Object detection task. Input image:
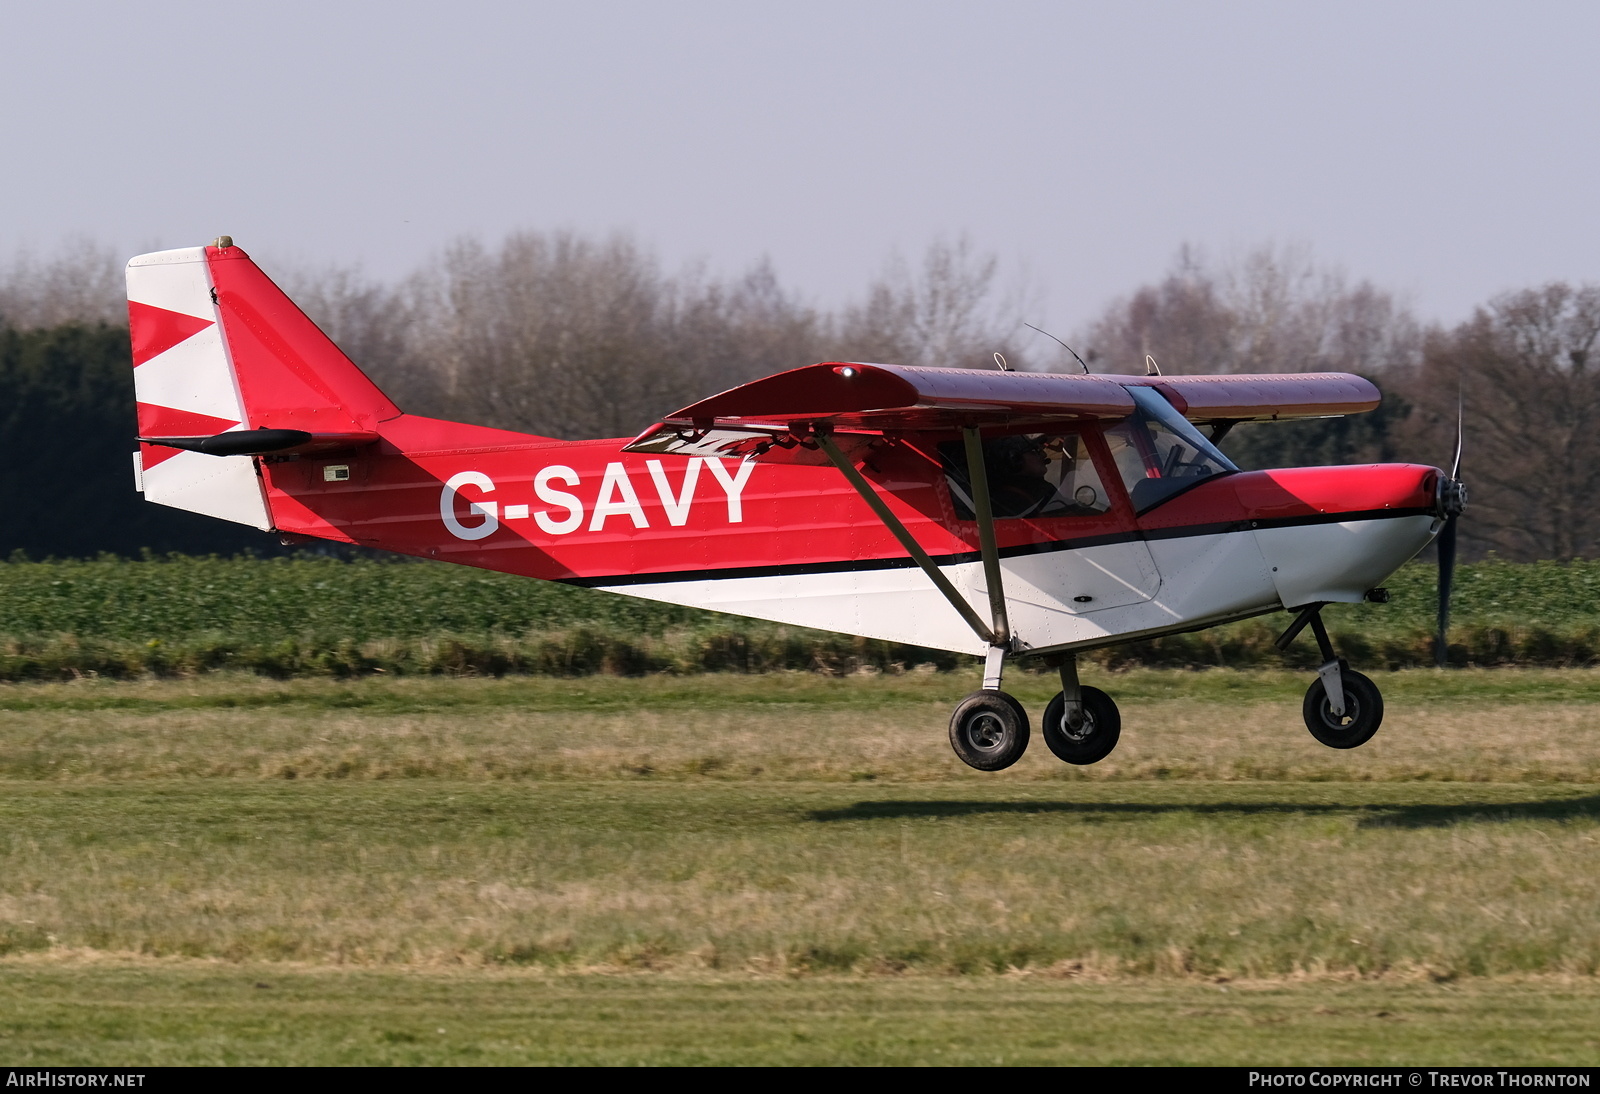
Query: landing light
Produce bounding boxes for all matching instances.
[834,366,857,378]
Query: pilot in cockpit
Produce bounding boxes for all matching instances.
[989,435,1059,518]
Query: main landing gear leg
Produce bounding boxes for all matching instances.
[1276,604,1384,749]
[816,426,1032,772]
[946,427,1033,771]
[1040,653,1122,765]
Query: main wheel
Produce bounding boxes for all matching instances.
[1302,669,1383,749]
[1041,686,1121,765]
[948,690,1029,771]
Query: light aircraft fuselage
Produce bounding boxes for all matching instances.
[126,240,1463,770]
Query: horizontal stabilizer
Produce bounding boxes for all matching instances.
[139,428,380,457]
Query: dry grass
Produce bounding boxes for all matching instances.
[0,670,1597,783]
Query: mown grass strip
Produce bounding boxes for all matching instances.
[2,780,1596,977]
[2,968,1597,1065]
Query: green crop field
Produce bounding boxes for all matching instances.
[4,554,1600,679]
[1,670,1598,1063]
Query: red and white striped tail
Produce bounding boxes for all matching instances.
[126,245,272,529]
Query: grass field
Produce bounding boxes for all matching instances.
[1,669,1599,1063]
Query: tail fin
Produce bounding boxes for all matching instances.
[127,240,401,530]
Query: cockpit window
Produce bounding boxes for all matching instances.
[1105,387,1238,512]
[941,433,1111,520]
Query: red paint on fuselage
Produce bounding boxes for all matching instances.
[258,417,1442,585]
[1139,465,1439,530]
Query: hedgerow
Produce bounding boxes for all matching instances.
[1,554,1596,678]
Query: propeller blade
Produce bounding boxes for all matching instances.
[1435,512,1458,668]
[1450,389,1464,480]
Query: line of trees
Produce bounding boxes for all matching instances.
[1,234,1594,561]
[1080,244,1600,562]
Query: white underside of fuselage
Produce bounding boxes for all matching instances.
[594,514,1439,657]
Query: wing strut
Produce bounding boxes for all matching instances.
[961,426,1011,648]
[816,431,1011,660]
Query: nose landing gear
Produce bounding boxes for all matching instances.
[1276,603,1384,748]
[1303,668,1384,748]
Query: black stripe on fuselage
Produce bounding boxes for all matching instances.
[562,506,1436,589]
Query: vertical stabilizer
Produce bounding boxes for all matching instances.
[204,242,401,432]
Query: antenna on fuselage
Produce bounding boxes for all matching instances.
[1024,323,1090,375]
[993,352,1012,372]
[1145,354,1162,376]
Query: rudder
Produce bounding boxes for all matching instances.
[127,245,272,529]
[127,239,404,531]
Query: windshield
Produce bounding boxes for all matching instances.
[1104,387,1238,512]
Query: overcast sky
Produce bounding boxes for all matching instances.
[4,1,1597,336]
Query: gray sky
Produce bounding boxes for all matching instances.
[4,1,1598,335]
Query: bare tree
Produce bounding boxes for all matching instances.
[0,240,125,329]
[400,231,827,438]
[1080,243,1423,378]
[281,265,440,413]
[836,236,1033,370]
[1410,283,1600,560]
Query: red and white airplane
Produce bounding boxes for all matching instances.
[126,239,1466,770]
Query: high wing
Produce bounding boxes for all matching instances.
[1122,372,1381,425]
[623,362,1380,461]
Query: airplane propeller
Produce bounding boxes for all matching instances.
[1434,398,1468,668]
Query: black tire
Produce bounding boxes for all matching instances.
[948,690,1030,771]
[1302,668,1383,749]
[1041,686,1122,765]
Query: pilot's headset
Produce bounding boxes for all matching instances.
[988,435,1044,477]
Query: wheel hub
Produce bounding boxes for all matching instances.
[967,713,1007,750]
[1320,694,1360,730]
[1057,710,1095,742]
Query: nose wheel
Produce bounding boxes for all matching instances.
[1303,669,1383,748]
[1277,604,1385,749]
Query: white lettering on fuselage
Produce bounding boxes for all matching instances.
[704,458,755,523]
[440,458,754,541]
[532,466,583,534]
[646,458,701,527]
[590,462,649,531]
[440,471,498,541]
